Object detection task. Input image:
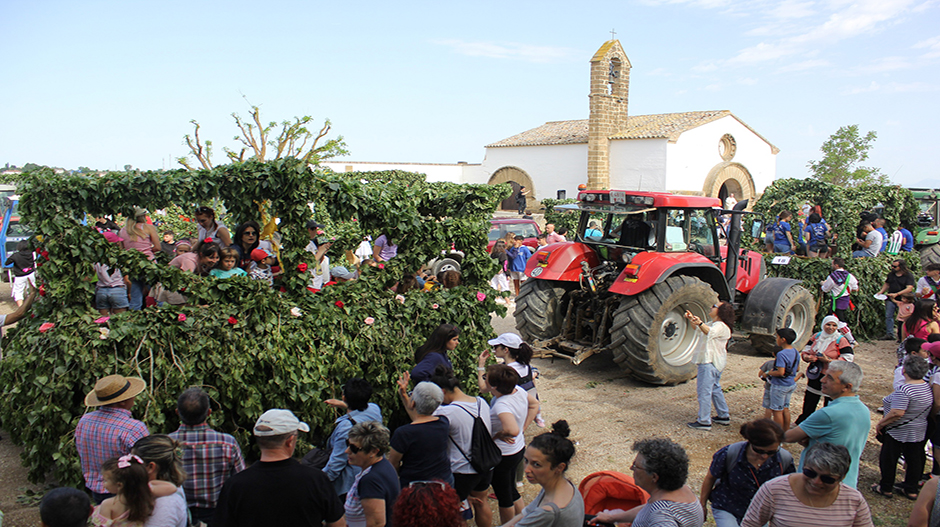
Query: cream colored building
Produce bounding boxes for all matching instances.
[482,40,779,211]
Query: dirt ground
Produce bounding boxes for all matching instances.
[0,290,918,526]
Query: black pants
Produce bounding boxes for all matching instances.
[491,449,524,508]
[833,308,848,323]
[795,378,829,425]
[879,433,927,494]
[190,507,215,526]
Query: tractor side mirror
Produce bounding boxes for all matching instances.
[751,219,764,239]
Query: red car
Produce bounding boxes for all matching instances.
[487,218,541,252]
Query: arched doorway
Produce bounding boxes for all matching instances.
[702,163,755,205]
[488,166,535,211]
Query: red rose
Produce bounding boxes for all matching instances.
[39,284,46,296]
[279,286,287,293]
[297,263,308,273]
[335,301,345,308]
[228,316,237,325]
[204,238,213,244]
[41,250,49,260]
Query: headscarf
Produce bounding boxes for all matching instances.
[812,315,842,352]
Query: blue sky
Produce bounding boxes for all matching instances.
[2,0,938,186]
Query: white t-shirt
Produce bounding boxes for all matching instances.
[865,230,883,256]
[144,487,187,527]
[305,240,330,290]
[694,322,731,371]
[917,276,939,299]
[433,397,493,474]
[490,388,528,456]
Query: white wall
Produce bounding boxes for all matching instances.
[319,161,478,183]
[608,138,668,191]
[664,115,777,194]
[479,143,588,200]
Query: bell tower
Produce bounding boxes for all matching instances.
[587,40,631,190]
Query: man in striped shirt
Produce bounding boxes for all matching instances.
[169,387,245,526]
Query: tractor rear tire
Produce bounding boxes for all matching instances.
[610,275,718,385]
[745,281,816,355]
[514,279,572,342]
[920,244,940,267]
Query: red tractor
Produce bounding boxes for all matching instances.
[514,190,815,385]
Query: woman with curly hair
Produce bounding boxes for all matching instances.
[393,481,464,527]
[685,302,735,430]
[344,421,400,527]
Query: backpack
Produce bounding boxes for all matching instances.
[301,415,356,470]
[722,441,793,480]
[448,399,502,473]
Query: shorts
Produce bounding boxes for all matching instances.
[763,383,796,411]
[773,243,792,254]
[809,243,828,253]
[11,273,35,301]
[509,271,526,281]
[96,286,129,310]
[453,470,493,501]
[491,449,525,508]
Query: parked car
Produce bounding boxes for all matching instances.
[487,218,541,252]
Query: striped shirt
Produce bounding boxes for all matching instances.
[883,382,934,443]
[741,475,872,527]
[169,423,245,510]
[632,499,704,527]
[74,407,149,493]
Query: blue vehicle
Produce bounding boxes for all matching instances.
[0,196,32,282]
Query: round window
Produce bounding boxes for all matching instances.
[719,134,736,161]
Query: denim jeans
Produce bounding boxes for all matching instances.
[128,278,146,311]
[712,508,741,527]
[697,363,730,425]
[852,250,872,258]
[885,299,897,338]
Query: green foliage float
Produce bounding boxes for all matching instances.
[541,198,579,233]
[0,158,511,486]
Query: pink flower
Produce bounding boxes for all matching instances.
[432,303,439,309]
[352,218,358,222]
[94,316,110,324]
[378,263,385,269]
[98,327,110,340]
[364,317,375,325]
[476,292,486,302]
[297,263,308,273]
[178,313,187,322]
[395,294,405,304]
[291,307,303,317]
[39,322,55,333]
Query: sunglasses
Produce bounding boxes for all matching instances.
[802,467,838,484]
[750,444,779,456]
[345,440,362,454]
[409,480,447,490]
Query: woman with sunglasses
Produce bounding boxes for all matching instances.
[699,419,794,527]
[344,421,401,527]
[194,206,232,247]
[741,442,871,527]
[232,221,272,271]
[684,302,735,430]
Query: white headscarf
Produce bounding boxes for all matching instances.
[812,315,842,352]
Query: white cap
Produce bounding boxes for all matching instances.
[254,409,310,436]
[487,333,524,349]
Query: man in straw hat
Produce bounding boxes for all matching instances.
[214,409,345,527]
[75,374,148,503]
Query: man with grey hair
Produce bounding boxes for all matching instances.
[169,387,245,525]
[214,409,345,527]
[389,378,453,487]
[784,361,871,488]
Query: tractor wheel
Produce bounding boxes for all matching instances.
[515,279,572,341]
[745,280,816,355]
[920,244,940,267]
[610,275,718,385]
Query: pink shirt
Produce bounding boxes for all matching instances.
[119,227,156,260]
[546,232,566,244]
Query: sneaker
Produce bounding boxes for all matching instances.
[687,421,711,431]
[535,417,546,428]
[713,416,731,426]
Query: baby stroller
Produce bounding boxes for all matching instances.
[579,471,649,526]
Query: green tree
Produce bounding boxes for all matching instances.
[178,101,349,170]
[807,125,887,187]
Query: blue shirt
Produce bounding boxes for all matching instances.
[797,395,871,488]
[324,403,383,496]
[410,352,453,384]
[708,442,794,522]
[876,227,889,252]
[773,221,791,245]
[804,221,827,246]
[506,245,532,272]
[900,228,914,252]
[584,228,603,238]
[769,347,798,386]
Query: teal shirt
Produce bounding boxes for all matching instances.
[797,395,871,488]
[210,267,247,279]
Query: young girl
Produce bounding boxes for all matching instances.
[5,240,35,307]
[486,333,545,427]
[895,292,917,343]
[93,454,177,526]
[210,247,247,279]
[489,240,510,297]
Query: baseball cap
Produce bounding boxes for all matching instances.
[253,409,310,436]
[306,220,326,230]
[924,341,940,360]
[251,248,273,262]
[487,333,524,349]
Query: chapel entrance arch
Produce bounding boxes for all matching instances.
[703,163,755,205]
[488,166,535,211]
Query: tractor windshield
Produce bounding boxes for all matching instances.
[663,209,716,255]
[575,206,657,251]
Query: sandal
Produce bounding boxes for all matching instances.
[894,484,919,500]
[870,484,893,498]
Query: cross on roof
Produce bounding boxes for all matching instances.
[610,29,616,40]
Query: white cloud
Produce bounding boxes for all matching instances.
[737,77,759,85]
[914,35,940,58]
[842,81,881,94]
[431,40,577,63]
[776,59,830,72]
[770,0,817,19]
[692,61,719,72]
[842,80,938,94]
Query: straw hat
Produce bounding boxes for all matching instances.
[84,374,146,407]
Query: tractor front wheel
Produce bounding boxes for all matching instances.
[515,279,573,342]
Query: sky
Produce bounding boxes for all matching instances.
[2,0,938,187]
